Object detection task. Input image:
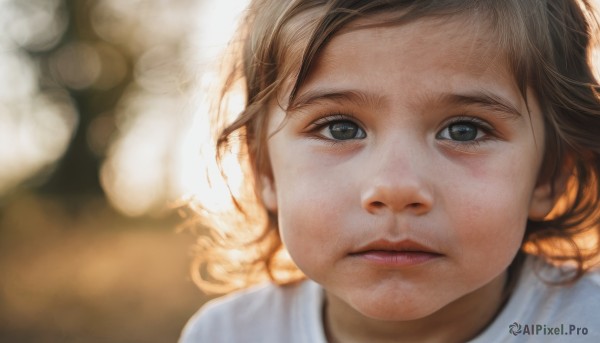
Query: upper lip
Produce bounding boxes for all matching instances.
[352,239,442,255]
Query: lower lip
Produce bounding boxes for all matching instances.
[354,251,441,267]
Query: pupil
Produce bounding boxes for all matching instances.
[449,123,477,141]
[329,122,358,140]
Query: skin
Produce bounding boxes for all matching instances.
[261,15,556,343]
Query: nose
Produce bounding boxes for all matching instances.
[360,144,434,216]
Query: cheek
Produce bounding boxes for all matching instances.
[277,193,340,276]
[448,162,535,276]
[272,160,351,274]
[457,203,526,258]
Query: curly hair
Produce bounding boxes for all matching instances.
[190,0,600,293]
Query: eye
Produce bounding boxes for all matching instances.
[437,120,487,142]
[328,121,365,140]
[315,118,367,141]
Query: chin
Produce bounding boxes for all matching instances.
[352,296,443,322]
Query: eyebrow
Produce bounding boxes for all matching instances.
[287,88,524,119]
[440,91,524,120]
[287,89,385,112]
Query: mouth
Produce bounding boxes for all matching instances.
[350,239,443,267]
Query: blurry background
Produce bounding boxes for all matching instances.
[0,0,248,342]
[3,1,600,343]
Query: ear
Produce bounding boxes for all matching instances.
[260,175,278,212]
[528,183,556,220]
[528,158,573,220]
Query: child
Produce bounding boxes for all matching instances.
[181,0,600,342]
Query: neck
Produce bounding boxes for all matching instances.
[324,272,507,343]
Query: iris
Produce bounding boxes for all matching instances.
[329,121,362,140]
[448,123,478,141]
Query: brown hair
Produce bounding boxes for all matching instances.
[190,0,600,293]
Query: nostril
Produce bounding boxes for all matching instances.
[371,201,385,208]
[370,201,422,210]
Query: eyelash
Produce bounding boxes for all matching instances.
[306,113,497,148]
[310,113,357,125]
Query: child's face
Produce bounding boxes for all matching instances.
[262,15,553,321]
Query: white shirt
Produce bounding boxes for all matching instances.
[179,257,600,342]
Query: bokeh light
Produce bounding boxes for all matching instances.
[98,0,250,217]
[3,0,67,52]
[0,0,250,217]
[49,41,103,90]
[0,0,251,341]
[0,0,77,195]
[0,90,78,194]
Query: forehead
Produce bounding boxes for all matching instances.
[327,15,504,73]
[291,14,520,109]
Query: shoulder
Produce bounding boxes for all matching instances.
[178,280,325,343]
[515,260,600,337]
[521,258,600,315]
[474,257,600,342]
